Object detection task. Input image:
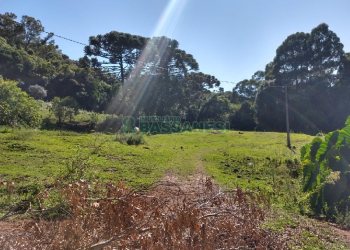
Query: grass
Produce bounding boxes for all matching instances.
[0,129,310,182]
[0,128,311,209]
[0,129,311,188]
[1,128,348,248]
[203,131,312,211]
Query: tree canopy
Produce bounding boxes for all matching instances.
[0,77,41,127]
[1,12,350,134]
[255,23,350,134]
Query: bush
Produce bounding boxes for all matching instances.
[116,133,145,145]
[301,117,350,219]
[0,77,41,127]
[61,151,92,181]
[27,84,47,100]
[51,96,79,124]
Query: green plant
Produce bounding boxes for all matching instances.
[39,190,70,220]
[61,150,92,181]
[116,133,145,145]
[89,112,99,127]
[0,78,41,127]
[301,117,350,219]
[51,97,79,124]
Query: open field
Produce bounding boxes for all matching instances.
[1,128,350,248]
[0,128,311,188]
[0,129,311,214]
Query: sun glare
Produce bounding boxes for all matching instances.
[107,0,188,116]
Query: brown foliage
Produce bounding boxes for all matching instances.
[1,178,285,249]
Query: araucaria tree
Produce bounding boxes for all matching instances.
[85,31,146,83]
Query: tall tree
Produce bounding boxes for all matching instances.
[271,23,344,86]
[256,23,347,133]
[308,24,344,85]
[140,36,199,78]
[0,12,24,46]
[85,31,146,83]
[233,71,264,101]
[21,15,44,49]
[272,32,310,86]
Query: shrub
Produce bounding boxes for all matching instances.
[51,96,79,124]
[301,117,350,219]
[0,77,41,127]
[116,133,145,145]
[27,84,47,100]
[61,151,92,181]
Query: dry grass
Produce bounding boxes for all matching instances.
[0,177,284,249]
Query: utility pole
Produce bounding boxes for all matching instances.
[254,84,292,149]
[285,86,291,149]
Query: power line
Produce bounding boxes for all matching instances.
[220,80,236,84]
[43,30,88,46]
[4,17,240,85]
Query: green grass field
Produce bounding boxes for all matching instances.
[0,129,311,187]
[1,128,349,249]
[0,128,312,208]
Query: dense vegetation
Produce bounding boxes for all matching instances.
[301,118,350,226]
[0,77,41,127]
[1,12,350,134]
[0,13,119,112]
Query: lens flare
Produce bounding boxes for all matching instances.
[107,0,188,116]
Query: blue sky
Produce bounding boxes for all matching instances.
[1,0,350,90]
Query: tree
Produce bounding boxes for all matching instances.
[198,94,231,121]
[180,72,220,120]
[271,23,344,87]
[340,53,350,83]
[230,102,256,131]
[0,12,24,46]
[234,71,264,101]
[21,15,44,49]
[308,24,344,85]
[0,77,41,127]
[272,32,310,86]
[139,36,199,78]
[51,97,79,124]
[256,24,348,133]
[0,13,120,114]
[255,86,285,132]
[85,31,146,83]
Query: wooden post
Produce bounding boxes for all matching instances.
[285,86,291,149]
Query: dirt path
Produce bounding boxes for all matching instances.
[329,224,350,248]
[161,151,210,192]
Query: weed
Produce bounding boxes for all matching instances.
[61,150,92,181]
[116,132,145,145]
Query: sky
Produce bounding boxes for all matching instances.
[1,0,350,90]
